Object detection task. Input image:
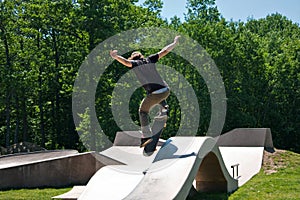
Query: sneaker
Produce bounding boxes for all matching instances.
[154,108,168,121]
[141,125,153,137]
[140,137,153,148]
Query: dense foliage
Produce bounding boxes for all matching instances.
[0,0,299,152]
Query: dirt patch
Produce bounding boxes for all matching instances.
[262,149,286,175]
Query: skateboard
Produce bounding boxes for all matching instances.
[143,117,167,156]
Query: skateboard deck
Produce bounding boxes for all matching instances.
[143,118,167,156]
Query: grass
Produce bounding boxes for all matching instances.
[0,188,71,200]
[0,150,299,200]
[228,150,300,200]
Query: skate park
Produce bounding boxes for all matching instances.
[0,128,274,200]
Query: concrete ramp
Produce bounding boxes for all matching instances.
[217,128,273,148]
[124,137,237,200]
[53,186,86,200]
[54,128,274,200]
[219,147,264,186]
[0,150,121,189]
[0,150,78,169]
[217,128,274,186]
[78,137,238,200]
[79,166,144,200]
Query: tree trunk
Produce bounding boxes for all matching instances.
[37,30,45,148]
[52,30,61,148]
[14,95,20,144]
[5,92,11,147]
[2,26,12,147]
[22,92,28,142]
[19,38,28,142]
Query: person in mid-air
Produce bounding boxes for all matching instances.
[110,35,180,148]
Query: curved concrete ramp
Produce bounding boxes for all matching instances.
[78,137,238,200]
[79,166,144,200]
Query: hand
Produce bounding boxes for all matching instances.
[174,35,181,44]
[110,50,118,59]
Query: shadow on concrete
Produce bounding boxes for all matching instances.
[153,141,197,163]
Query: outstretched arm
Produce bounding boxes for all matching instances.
[110,50,132,68]
[158,35,180,59]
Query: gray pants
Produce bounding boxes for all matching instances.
[139,89,170,138]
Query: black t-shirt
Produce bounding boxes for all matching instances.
[130,54,167,94]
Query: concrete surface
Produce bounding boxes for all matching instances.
[100,146,160,171]
[79,166,145,200]
[113,131,165,146]
[0,150,78,169]
[219,147,264,186]
[53,186,86,200]
[78,137,238,200]
[217,128,273,148]
[217,128,274,186]
[0,151,122,189]
[0,128,274,199]
[74,128,273,200]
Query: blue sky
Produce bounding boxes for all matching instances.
[137,0,300,24]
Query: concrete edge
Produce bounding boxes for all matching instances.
[52,185,86,199]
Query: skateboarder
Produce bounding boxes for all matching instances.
[110,35,180,148]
